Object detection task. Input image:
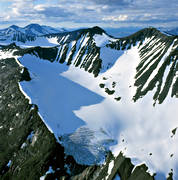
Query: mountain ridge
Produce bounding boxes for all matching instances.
[1,24,177,45]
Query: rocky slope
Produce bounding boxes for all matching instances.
[0,25,177,180]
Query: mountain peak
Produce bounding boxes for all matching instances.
[9,25,19,30]
[79,26,106,36]
[90,26,105,34]
[25,23,42,28]
[24,24,43,33]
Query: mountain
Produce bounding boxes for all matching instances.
[166,27,178,36]
[23,24,65,36]
[157,27,178,36]
[0,24,66,43]
[0,25,177,180]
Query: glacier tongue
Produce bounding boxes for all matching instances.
[61,126,116,165]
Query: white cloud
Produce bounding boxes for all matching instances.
[0,0,177,28]
[34,4,45,11]
[102,15,128,22]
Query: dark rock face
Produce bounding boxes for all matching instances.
[0,57,87,180]
[71,152,154,180]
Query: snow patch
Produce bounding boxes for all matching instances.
[21,142,27,149]
[40,166,55,180]
[27,131,34,142]
[18,82,32,104]
[114,174,121,180]
[93,33,115,47]
[106,160,114,179]
[7,160,12,167]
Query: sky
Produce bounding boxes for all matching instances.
[0,0,177,29]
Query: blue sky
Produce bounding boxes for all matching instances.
[0,0,177,29]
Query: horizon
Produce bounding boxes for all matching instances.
[0,23,177,33]
[0,23,177,38]
[0,0,177,30]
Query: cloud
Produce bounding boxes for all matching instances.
[0,0,177,28]
[102,15,128,22]
[11,0,35,15]
[90,0,133,6]
[35,5,73,18]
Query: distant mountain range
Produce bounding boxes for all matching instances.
[166,27,178,36]
[0,24,67,43]
[104,27,178,37]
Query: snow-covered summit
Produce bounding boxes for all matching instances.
[23,24,65,36]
